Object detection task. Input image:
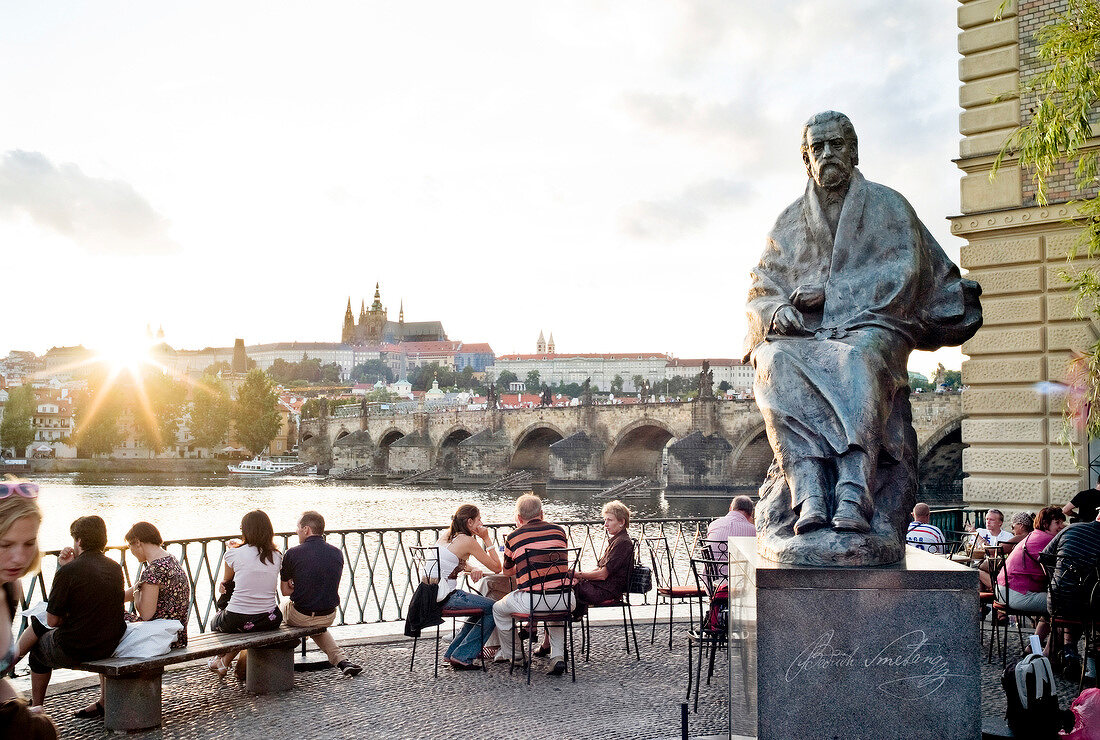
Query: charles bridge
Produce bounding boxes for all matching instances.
[299,392,964,498]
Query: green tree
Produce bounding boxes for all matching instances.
[525,370,541,393]
[128,370,188,453]
[0,385,36,456]
[908,371,934,392]
[610,375,624,394]
[189,375,233,450]
[992,0,1100,441]
[351,359,395,384]
[204,361,232,376]
[234,369,282,456]
[72,369,124,457]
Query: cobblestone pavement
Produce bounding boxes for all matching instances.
[39,621,1090,738]
[44,625,748,740]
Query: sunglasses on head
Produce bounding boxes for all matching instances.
[0,481,39,499]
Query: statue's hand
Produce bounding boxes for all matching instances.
[772,305,807,335]
[789,284,825,311]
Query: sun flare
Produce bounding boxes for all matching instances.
[94,337,155,376]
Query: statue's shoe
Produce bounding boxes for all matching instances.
[832,501,871,533]
[794,501,829,535]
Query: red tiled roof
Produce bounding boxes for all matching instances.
[458,343,494,354]
[666,358,746,367]
[496,352,668,361]
[402,341,460,353]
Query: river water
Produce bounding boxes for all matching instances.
[32,473,745,550]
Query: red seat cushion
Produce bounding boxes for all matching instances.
[658,586,704,597]
[442,608,487,617]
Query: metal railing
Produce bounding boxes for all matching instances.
[929,506,987,535]
[18,518,710,636]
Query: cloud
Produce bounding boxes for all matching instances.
[0,150,177,254]
[621,177,755,241]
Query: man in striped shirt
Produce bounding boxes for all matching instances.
[492,494,572,676]
[1043,511,1100,670]
[906,503,945,554]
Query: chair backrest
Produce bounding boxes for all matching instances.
[643,536,679,589]
[689,556,729,635]
[517,547,580,614]
[409,546,441,584]
[1045,554,1100,614]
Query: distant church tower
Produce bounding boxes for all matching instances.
[536,330,547,354]
[342,298,355,343]
[547,332,555,354]
[363,283,387,343]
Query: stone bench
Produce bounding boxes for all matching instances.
[77,625,328,732]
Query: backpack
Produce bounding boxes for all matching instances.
[1001,653,1065,739]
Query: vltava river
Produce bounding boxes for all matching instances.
[32,474,742,550]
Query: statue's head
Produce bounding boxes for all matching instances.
[800,111,858,191]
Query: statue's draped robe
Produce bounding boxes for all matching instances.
[745,170,981,485]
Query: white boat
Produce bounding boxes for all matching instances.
[227,456,316,476]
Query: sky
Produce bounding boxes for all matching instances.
[0,0,966,378]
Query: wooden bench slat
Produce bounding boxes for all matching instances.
[78,626,328,676]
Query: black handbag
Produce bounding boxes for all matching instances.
[629,565,652,594]
[214,580,235,611]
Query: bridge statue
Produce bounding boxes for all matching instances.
[745,111,983,566]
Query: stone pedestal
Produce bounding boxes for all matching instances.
[103,669,163,732]
[245,643,296,694]
[743,541,979,740]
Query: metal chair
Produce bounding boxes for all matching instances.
[508,546,581,684]
[686,554,747,712]
[407,546,488,677]
[987,546,1047,667]
[644,536,704,650]
[577,539,641,662]
[1041,554,1098,691]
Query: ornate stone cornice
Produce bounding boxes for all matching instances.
[949,202,1082,237]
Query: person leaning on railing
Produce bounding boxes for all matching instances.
[429,504,502,671]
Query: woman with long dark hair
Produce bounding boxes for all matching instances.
[208,510,282,678]
[430,504,501,670]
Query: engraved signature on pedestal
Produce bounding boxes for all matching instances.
[785,629,967,700]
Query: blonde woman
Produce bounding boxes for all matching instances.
[0,476,42,703]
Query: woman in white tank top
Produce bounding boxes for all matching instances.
[434,504,502,670]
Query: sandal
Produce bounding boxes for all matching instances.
[73,701,104,719]
[207,657,228,678]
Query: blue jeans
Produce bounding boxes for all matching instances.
[442,589,496,664]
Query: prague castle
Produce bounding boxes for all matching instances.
[341,283,447,345]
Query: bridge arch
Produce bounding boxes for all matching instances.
[604,419,675,478]
[378,428,406,471]
[730,422,773,488]
[437,426,474,472]
[511,423,566,472]
[917,417,965,506]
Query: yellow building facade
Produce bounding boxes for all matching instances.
[955,0,1097,510]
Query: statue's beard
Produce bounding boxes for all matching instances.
[813,162,851,191]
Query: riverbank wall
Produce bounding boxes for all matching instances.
[20,459,228,475]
